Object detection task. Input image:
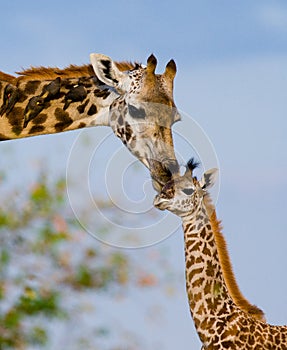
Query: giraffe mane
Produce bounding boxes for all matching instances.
[0,71,17,84]
[204,195,266,322]
[7,61,138,82]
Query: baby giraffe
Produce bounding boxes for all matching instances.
[154,160,287,349]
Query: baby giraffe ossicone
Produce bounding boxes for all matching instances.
[154,160,287,349]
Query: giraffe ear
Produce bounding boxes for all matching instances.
[90,53,128,92]
[200,168,218,190]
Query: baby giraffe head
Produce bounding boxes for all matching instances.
[154,158,218,217]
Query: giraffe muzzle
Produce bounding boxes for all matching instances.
[153,195,169,210]
[148,158,179,192]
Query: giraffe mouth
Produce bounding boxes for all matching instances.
[148,158,179,192]
[153,195,169,210]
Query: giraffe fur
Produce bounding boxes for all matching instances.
[154,163,287,349]
[0,53,180,189]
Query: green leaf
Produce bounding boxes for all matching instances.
[28,326,47,345]
[16,290,60,317]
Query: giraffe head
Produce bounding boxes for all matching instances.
[90,53,180,190]
[154,158,218,216]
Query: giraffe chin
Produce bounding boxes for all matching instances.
[153,195,169,210]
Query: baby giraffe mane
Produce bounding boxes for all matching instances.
[0,61,138,83]
[203,194,266,322]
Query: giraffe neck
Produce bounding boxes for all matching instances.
[182,200,236,345]
[0,76,116,140]
[182,198,287,348]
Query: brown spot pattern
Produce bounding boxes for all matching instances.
[77,100,89,114]
[28,125,45,134]
[54,107,73,132]
[87,104,97,116]
[32,113,48,125]
[7,107,24,135]
[0,133,11,141]
[24,80,41,95]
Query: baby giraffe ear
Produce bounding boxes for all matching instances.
[90,53,128,92]
[199,168,218,190]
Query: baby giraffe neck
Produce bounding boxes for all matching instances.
[182,202,235,345]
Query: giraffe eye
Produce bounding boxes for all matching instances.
[128,104,146,119]
[182,188,193,195]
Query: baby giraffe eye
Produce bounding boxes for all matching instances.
[182,188,194,195]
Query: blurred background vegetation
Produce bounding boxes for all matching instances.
[0,147,181,350]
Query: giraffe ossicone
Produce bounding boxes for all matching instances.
[0,53,180,189]
[154,162,287,349]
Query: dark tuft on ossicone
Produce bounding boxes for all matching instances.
[187,157,200,172]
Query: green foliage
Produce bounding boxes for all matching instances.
[30,181,50,205]
[0,171,161,349]
[1,309,21,330]
[0,310,22,348]
[0,210,9,228]
[16,289,60,317]
[28,326,48,346]
[39,224,69,245]
[0,249,10,272]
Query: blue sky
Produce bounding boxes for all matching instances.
[1,1,287,348]
[1,1,287,70]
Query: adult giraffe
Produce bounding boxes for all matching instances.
[154,160,287,349]
[0,53,180,189]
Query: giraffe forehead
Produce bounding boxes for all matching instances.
[128,69,174,104]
